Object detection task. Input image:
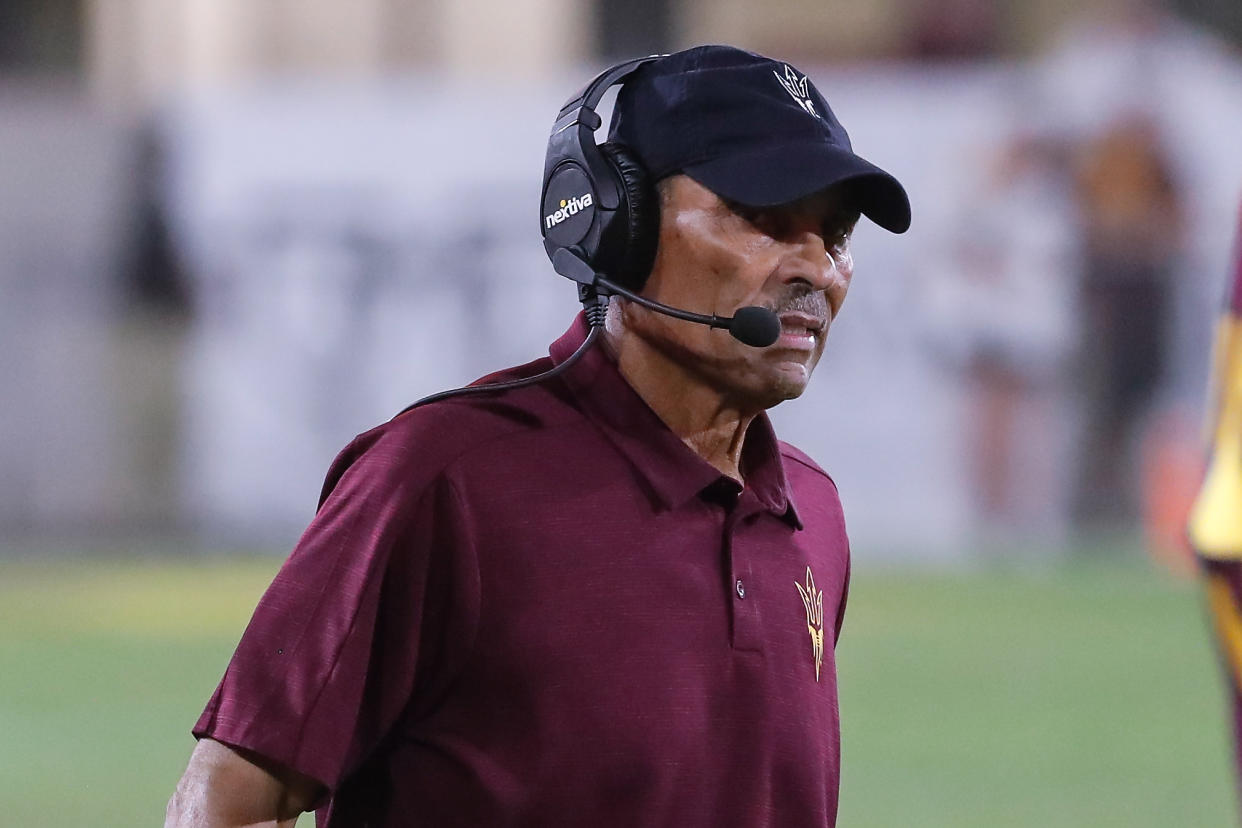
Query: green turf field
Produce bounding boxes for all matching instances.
[0,555,1234,826]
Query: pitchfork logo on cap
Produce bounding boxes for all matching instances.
[774,65,818,118]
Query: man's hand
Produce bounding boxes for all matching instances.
[165,738,324,828]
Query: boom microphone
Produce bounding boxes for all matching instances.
[728,306,784,348]
[394,252,783,418]
[594,275,781,348]
[550,250,781,348]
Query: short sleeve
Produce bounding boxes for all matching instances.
[193,430,480,791]
[833,553,849,645]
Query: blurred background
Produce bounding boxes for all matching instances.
[3,0,1242,824]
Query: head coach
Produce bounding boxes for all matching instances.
[166,44,910,827]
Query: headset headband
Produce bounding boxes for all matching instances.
[557,55,665,121]
[542,55,665,189]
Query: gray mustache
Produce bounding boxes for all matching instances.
[768,288,828,323]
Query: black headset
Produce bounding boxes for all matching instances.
[394,54,778,418]
[539,55,666,295]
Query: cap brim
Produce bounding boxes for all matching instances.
[681,143,911,234]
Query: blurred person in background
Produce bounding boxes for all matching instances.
[922,131,1077,540]
[1190,201,1242,810]
[1071,113,1184,531]
[164,46,910,827]
[903,0,1002,59]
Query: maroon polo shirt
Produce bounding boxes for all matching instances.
[195,314,852,827]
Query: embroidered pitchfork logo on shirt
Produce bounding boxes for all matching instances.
[774,65,818,118]
[795,566,825,681]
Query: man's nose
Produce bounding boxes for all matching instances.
[783,226,836,291]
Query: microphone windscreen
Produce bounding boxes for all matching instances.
[728,306,781,347]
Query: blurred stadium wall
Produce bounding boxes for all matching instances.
[2,0,1242,557]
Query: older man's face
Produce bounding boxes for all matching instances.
[623,174,859,409]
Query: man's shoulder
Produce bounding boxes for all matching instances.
[778,441,838,492]
[778,441,847,534]
[320,358,583,501]
[373,359,579,459]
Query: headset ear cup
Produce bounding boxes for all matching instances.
[598,142,659,290]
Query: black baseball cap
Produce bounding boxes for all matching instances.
[609,45,911,234]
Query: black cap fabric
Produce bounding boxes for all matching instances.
[609,45,911,234]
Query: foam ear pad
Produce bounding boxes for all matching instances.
[598,142,659,290]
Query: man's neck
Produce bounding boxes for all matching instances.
[604,328,756,484]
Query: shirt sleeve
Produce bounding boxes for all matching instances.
[833,553,850,646]
[193,427,480,792]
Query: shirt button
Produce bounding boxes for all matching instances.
[735,579,746,599]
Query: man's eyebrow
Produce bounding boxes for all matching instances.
[720,197,859,230]
[823,207,860,228]
[720,196,759,215]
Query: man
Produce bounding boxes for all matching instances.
[166,45,910,827]
[1072,115,1183,528]
[1190,201,1242,808]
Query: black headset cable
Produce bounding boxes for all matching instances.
[393,293,608,418]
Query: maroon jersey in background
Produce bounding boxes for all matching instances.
[195,314,852,827]
[1193,201,1242,813]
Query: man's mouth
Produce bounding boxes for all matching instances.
[776,312,824,348]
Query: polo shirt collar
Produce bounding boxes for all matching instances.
[550,314,802,528]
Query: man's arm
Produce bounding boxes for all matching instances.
[165,738,324,828]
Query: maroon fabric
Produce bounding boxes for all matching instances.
[1201,557,1242,810]
[195,314,852,827]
